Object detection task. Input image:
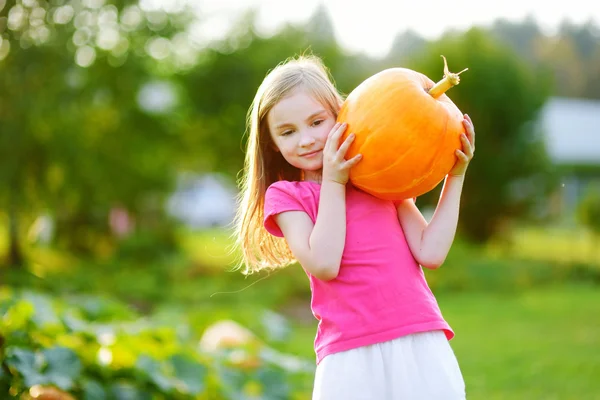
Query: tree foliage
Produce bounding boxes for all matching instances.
[0,0,197,261]
[1,1,596,265]
[577,186,600,235]
[174,9,370,178]
[404,28,556,241]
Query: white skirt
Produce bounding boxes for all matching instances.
[312,330,466,400]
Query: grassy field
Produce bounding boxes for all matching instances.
[144,281,600,399]
[440,284,600,399]
[2,225,600,399]
[189,282,600,399]
[487,225,600,267]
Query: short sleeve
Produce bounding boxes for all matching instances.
[264,181,307,237]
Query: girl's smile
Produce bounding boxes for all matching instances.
[301,150,322,158]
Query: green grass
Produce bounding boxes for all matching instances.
[3,225,600,398]
[487,225,600,267]
[197,282,600,399]
[440,284,600,399]
[156,281,600,399]
[266,284,600,399]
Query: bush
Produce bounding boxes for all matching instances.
[0,289,314,399]
[577,186,600,235]
[424,239,600,293]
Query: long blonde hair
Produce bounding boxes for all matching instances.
[234,54,344,274]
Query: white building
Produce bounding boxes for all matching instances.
[541,96,600,219]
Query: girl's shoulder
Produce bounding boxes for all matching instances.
[265,180,320,212]
[264,180,320,236]
[266,180,320,196]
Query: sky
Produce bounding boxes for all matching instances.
[188,0,600,58]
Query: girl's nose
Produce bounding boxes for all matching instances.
[299,133,316,147]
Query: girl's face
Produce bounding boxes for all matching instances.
[267,88,336,182]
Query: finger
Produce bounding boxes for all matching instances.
[325,122,341,139]
[460,134,474,156]
[343,153,363,168]
[325,122,347,151]
[455,149,469,162]
[323,127,339,155]
[463,144,474,159]
[336,132,356,158]
[467,130,475,152]
[462,116,475,146]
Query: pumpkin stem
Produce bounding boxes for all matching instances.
[428,55,468,99]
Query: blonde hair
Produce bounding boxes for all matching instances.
[233,54,344,274]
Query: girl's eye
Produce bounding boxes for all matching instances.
[281,130,293,136]
[312,120,323,127]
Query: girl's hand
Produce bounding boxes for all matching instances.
[449,114,475,177]
[322,122,362,185]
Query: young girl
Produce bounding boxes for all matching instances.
[234,54,475,399]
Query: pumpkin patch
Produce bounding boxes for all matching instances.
[337,56,468,200]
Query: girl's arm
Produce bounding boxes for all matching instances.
[397,115,476,269]
[396,176,464,269]
[275,180,346,280]
[275,123,361,281]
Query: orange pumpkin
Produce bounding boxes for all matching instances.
[337,56,468,201]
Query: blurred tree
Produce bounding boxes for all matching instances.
[0,0,197,266]
[534,33,587,98]
[576,185,600,262]
[486,16,600,100]
[558,20,600,99]
[305,3,336,45]
[385,29,427,66]
[407,28,557,242]
[489,15,544,64]
[577,187,600,235]
[559,20,599,62]
[175,8,365,179]
[584,48,600,99]
[3,0,595,266]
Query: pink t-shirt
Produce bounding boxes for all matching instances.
[264,180,453,364]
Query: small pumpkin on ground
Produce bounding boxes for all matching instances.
[337,56,468,200]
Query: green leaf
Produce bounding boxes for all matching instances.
[43,346,82,390]
[215,365,246,398]
[255,367,289,399]
[135,355,174,392]
[110,382,152,400]
[75,296,134,322]
[62,311,89,332]
[3,300,35,331]
[170,354,206,395]
[22,292,60,328]
[6,346,83,391]
[4,347,45,387]
[82,379,108,400]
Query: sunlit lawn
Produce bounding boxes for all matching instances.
[2,224,600,398]
[179,227,600,398]
[441,284,600,399]
[172,282,600,399]
[488,225,600,267]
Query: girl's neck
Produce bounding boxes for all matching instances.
[302,169,322,183]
